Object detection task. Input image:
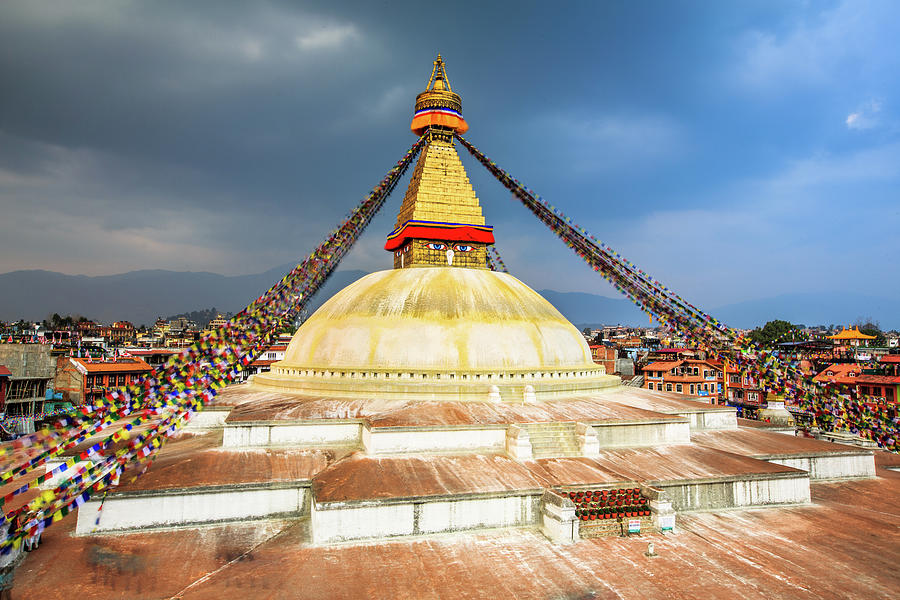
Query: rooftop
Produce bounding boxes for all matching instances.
[15,468,900,599]
[70,356,152,373]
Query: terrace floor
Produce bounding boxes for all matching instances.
[13,467,900,599]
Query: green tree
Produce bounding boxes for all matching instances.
[749,320,801,347]
[855,319,886,347]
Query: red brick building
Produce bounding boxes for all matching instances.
[589,344,617,374]
[642,359,723,401]
[55,356,152,405]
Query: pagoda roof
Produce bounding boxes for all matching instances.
[827,326,876,340]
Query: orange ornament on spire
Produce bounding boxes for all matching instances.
[410,54,469,136]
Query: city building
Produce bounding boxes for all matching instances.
[0,344,57,425]
[242,343,289,380]
[99,321,136,345]
[642,358,723,400]
[0,365,10,413]
[814,363,900,403]
[124,348,179,368]
[826,326,876,348]
[55,356,153,405]
[588,343,617,374]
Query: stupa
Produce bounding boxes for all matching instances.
[252,55,617,403]
[15,57,893,600]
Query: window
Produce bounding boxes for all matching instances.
[666,383,672,392]
[676,384,682,393]
[117,375,125,386]
[689,384,695,394]
[87,376,94,387]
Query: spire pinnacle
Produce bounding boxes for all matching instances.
[426,54,452,92]
[411,54,468,137]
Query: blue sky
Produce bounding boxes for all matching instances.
[0,0,898,311]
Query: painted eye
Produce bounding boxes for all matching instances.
[454,245,473,252]
[427,243,447,250]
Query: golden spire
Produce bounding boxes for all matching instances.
[387,56,492,269]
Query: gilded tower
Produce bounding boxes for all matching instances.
[385,55,495,269]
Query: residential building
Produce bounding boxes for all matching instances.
[642,358,723,402]
[0,344,56,421]
[55,356,153,405]
[813,363,900,403]
[124,348,179,368]
[588,344,617,374]
[241,344,288,380]
[0,365,10,413]
[99,321,136,345]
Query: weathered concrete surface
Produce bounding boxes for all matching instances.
[609,388,738,430]
[15,471,900,599]
[313,453,545,502]
[693,427,875,479]
[224,391,688,428]
[114,431,338,492]
[532,445,803,485]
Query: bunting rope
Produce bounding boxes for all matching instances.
[487,245,509,274]
[456,133,898,453]
[0,135,425,552]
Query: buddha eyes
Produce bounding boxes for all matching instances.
[425,243,474,252]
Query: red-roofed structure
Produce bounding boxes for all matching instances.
[814,363,900,403]
[54,356,152,405]
[642,359,723,402]
[588,344,616,374]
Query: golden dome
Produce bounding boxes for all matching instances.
[252,268,618,401]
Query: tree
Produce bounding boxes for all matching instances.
[749,320,801,347]
[855,319,886,347]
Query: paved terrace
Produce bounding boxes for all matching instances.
[13,467,900,599]
[223,392,686,428]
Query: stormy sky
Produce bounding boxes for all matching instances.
[1,0,898,308]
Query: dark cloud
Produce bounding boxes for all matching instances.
[0,0,898,312]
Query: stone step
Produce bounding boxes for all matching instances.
[529,436,579,445]
[532,450,582,459]
[523,422,581,459]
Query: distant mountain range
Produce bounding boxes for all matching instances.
[0,267,896,330]
[0,266,366,327]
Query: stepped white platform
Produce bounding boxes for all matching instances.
[72,385,843,541]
